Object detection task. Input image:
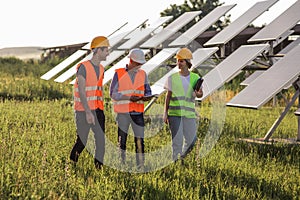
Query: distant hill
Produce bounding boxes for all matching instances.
[0,47,44,60]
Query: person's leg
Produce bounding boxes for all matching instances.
[131,113,145,168]
[116,113,130,163]
[168,116,183,161]
[181,117,197,159]
[70,111,90,163]
[92,109,105,168]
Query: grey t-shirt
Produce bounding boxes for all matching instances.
[77,61,100,79]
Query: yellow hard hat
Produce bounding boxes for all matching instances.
[174,48,193,60]
[90,36,110,49]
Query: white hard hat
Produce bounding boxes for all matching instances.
[127,48,146,64]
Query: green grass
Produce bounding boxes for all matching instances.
[1,99,299,199]
[0,58,299,199]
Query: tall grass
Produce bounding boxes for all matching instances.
[0,57,299,199]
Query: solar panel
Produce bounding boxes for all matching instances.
[150,47,219,95]
[241,37,300,87]
[197,44,270,101]
[40,50,87,80]
[140,11,202,48]
[280,36,300,55]
[204,0,279,47]
[168,4,236,47]
[248,0,300,43]
[40,22,135,82]
[240,71,265,86]
[54,50,125,83]
[118,16,173,50]
[102,49,150,85]
[227,44,300,109]
[140,48,179,74]
[295,108,300,116]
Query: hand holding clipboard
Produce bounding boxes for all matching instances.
[193,78,203,91]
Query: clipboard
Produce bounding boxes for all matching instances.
[193,78,203,91]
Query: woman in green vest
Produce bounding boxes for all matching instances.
[163,48,203,162]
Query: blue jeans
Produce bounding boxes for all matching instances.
[70,108,105,165]
[168,116,197,161]
[116,113,145,167]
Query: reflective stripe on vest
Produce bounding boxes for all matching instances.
[74,61,104,111]
[168,72,199,118]
[113,68,145,113]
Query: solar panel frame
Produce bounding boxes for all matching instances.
[248,0,300,43]
[227,44,300,109]
[140,11,202,48]
[168,4,236,47]
[197,44,270,101]
[204,0,279,47]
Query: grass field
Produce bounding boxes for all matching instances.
[0,58,299,199]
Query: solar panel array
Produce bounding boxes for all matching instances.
[227,44,300,109]
[168,4,236,47]
[40,0,300,141]
[204,0,279,47]
[248,0,300,43]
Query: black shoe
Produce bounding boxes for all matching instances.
[95,160,103,170]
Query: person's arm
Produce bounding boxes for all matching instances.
[163,90,172,124]
[141,74,153,101]
[77,74,95,125]
[110,73,135,101]
[163,76,172,124]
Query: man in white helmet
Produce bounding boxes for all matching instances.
[110,48,152,170]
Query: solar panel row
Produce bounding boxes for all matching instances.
[40,0,300,141]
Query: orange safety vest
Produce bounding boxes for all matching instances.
[74,61,104,111]
[113,68,145,113]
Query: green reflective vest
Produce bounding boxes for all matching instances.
[168,72,199,118]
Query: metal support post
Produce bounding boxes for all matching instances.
[264,77,300,141]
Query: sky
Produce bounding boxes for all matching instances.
[0,0,297,48]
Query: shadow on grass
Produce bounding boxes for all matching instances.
[232,140,300,166]
[203,164,294,199]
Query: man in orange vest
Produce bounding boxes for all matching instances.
[110,48,152,170]
[70,36,110,169]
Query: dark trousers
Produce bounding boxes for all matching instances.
[116,113,145,167]
[70,108,105,165]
